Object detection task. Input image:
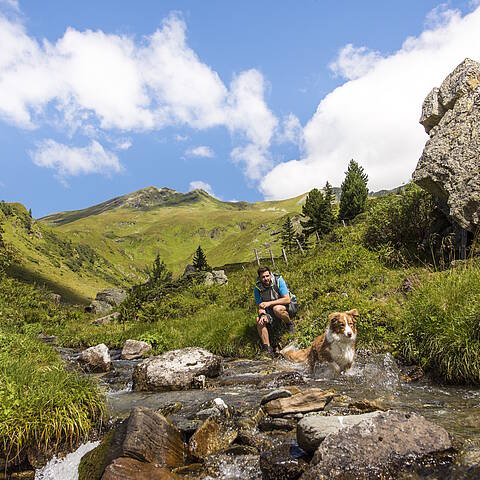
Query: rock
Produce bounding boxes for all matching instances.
[347,399,385,413]
[183,264,197,275]
[78,343,111,372]
[188,416,238,460]
[47,293,61,304]
[96,288,127,306]
[120,339,152,360]
[258,417,296,432]
[260,443,309,480]
[297,411,381,454]
[302,410,452,479]
[37,333,57,345]
[413,58,480,232]
[93,312,120,326]
[101,457,179,480]
[85,300,112,315]
[212,270,228,285]
[400,365,424,383]
[261,388,293,405]
[264,388,334,417]
[133,347,223,392]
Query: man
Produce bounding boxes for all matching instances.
[254,266,298,355]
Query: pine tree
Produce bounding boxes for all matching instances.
[338,159,369,222]
[149,254,172,285]
[281,216,297,253]
[192,245,210,271]
[300,184,335,239]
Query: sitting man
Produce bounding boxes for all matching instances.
[254,266,298,355]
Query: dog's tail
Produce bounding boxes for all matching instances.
[280,343,312,363]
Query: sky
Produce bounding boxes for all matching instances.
[1,0,480,217]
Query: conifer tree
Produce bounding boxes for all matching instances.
[300,184,335,239]
[192,245,210,271]
[149,253,172,285]
[338,159,369,222]
[281,216,297,253]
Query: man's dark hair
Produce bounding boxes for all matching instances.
[257,266,271,277]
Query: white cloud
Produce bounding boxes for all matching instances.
[277,113,303,146]
[30,139,122,178]
[189,180,216,197]
[0,13,276,182]
[185,145,215,158]
[0,0,19,11]
[329,44,382,81]
[116,139,132,150]
[231,144,272,181]
[175,134,188,142]
[261,6,480,199]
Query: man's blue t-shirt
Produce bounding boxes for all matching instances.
[255,276,288,304]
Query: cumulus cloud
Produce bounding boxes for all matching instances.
[185,145,215,158]
[0,12,276,182]
[189,180,216,197]
[261,6,480,199]
[231,144,272,181]
[277,113,303,146]
[30,139,122,179]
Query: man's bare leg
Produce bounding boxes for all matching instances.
[272,305,290,324]
[256,316,270,346]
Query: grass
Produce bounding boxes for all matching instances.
[0,276,105,465]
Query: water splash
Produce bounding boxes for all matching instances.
[34,441,99,480]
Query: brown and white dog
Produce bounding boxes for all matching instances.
[281,309,358,373]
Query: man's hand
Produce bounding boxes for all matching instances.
[259,301,270,310]
[257,313,269,327]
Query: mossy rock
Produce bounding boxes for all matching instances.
[78,430,114,480]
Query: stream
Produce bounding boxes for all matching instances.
[36,349,480,479]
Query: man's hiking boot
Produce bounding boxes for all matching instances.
[261,344,274,358]
[286,321,296,334]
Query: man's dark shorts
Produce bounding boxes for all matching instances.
[265,301,298,326]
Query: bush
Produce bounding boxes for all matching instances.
[363,184,439,262]
[396,264,480,384]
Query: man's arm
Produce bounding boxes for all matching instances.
[258,277,290,309]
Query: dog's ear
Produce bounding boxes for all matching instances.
[328,312,340,322]
[347,309,359,320]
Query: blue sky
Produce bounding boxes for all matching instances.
[1,0,479,216]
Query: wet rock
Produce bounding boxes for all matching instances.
[225,444,259,456]
[347,399,385,413]
[188,416,238,460]
[258,417,296,432]
[297,411,381,454]
[413,58,480,232]
[260,443,309,480]
[93,312,120,326]
[156,402,183,417]
[96,288,127,306]
[261,388,293,405]
[302,410,452,479]
[263,371,308,388]
[172,418,202,442]
[78,343,111,372]
[132,347,223,392]
[172,463,204,477]
[401,365,424,383]
[120,339,152,360]
[101,457,179,480]
[264,388,335,417]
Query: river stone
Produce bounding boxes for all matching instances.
[101,457,179,480]
[260,443,309,480]
[301,410,452,479]
[413,58,480,232]
[264,388,335,417]
[261,388,293,405]
[297,411,381,454]
[132,347,223,392]
[96,288,127,306]
[258,417,296,432]
[120,339,152,360]
[78,343,111,372]
[188,416,238,460]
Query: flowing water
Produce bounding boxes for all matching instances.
[42,349,480,479]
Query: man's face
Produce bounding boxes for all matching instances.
[260,270,271,287]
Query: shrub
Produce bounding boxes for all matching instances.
[396,264,480,384]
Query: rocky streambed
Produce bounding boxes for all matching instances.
[35,346,480,480]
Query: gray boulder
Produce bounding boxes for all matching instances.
[120,339,152,360]
[132,347,223,391]
[297,411,381,454]
[93,311,120,325]
[96,288,127,306]
[85,300,112,315]
[203,270,228,286]
[78,343,111,372]
[414,58,480,232]
[301,410,452,479]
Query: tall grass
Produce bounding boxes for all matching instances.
[397,263,480,384]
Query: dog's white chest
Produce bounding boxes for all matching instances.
[330,342,355,369]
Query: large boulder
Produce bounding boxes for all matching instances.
[301,410,452,479]
[120,339,152,360]
[413,58,480,232]
[102,457,179,480]
[96,288,127,306]
[260,443,309,480]
[78,344,111,372]
[132,348,223,392]
[297,411,381,454]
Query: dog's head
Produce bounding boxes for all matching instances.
[328,309,358,341]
